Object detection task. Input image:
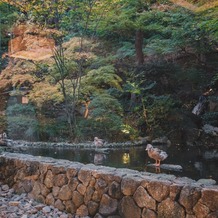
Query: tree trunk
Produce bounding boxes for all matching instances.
[135,29,144,65]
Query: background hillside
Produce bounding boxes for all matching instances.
[0,0,218,146]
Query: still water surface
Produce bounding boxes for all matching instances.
[20,145,218,183]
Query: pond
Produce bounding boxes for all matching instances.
[18,144,218,183]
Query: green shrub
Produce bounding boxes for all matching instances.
[146,95,175,136]
[77,94,124,141]
[37,120,69,141]
[6,104,38,141]
[7,116,38,140]
[0,115,7,132]
[6,104,35,116]
[77,114,124,141]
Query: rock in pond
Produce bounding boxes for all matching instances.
[197,179,217,186]
[147,164,183,172]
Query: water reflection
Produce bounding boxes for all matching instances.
[122,152,130,164]
[17,145,218,183]
[144,165,161,174]
[94,153,106,165]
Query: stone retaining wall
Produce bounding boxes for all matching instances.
[0,152,217,218]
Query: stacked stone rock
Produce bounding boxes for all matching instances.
[0,152,217,218]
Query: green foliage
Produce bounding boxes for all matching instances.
[202,18,218,42]
[211,72,218,86]
[146,95,175,136]
[116,42,135,59]
[89,93,123,116]
[1,0,218,143]
[124,79,156,95]
[34,63,49,79]
[79,93,124,140]
[144,39,175,55]
[199,7,218,42]
[0,115,7,132]
[94,1,217,59]
[49,59,79,83]
[95,1,135,38]
[28,82,64,108]
[169,7,217,55]
[6,104,35,116]
[0,2,18,68]
[81,65,123,98]
[61,0,118,37]
[175,68,207,88]
[6,104,38,140]
[60,0,90,34]
[89,55,117,69]
[78,113,123,140]
[87,65,122,89]
[0,2,18,46]
[37,119,68,141]
[139,10,167,33]
[7,116,38,140]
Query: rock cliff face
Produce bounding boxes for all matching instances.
[8,23,55,61]
[0,23,56,115]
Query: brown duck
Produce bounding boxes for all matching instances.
[145,144,168,166]
[94,137,105,147]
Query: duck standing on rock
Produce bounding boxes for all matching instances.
[145,144,168,166]
[94,137,105,147]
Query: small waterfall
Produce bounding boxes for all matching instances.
[192,95,207,115]
[192,88,213,115]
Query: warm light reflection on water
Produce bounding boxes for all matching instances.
[122,152,130,164]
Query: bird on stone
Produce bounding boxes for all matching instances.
[2,132,7,139]
[145,144,168,166]
[94,137,105,147]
